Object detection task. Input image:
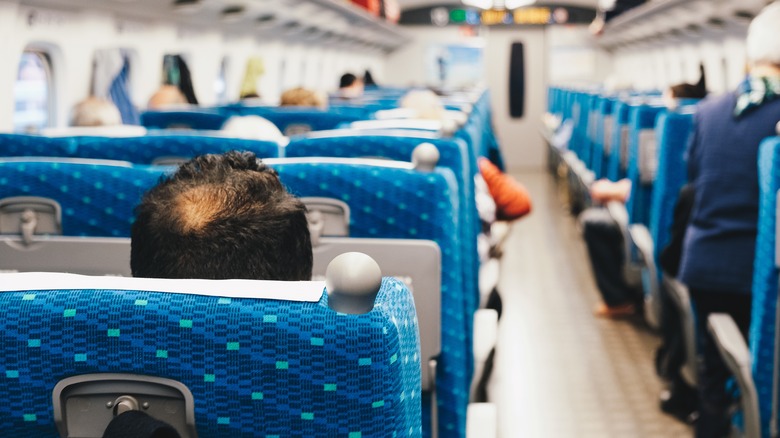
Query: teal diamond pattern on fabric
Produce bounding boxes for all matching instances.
[204,374,215,383]
[372,400,385,408]
[226,342,239,351]
[107,329,120,337]
[324,384,337,392]
[358,358,372,366]
[63,309,76,318]
[6,370,19,378]
[74,354,87,362]
[134,299,148,306]
[179,319,193,328]
[301,412,314,421]
[28,339,40,348]
[349,433,362,438]
[263,315,277,323]
[23,414,36,422]
[156,350,168,359]
[217,417,230,425]
[310,337,324,346]
[22,294,35,301]
[251,392,263,400]
[275,361,288,370]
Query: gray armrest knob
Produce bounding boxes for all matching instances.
[326,252,382,314]
[412,143,440,172]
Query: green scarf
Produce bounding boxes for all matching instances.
[734,75,780,117]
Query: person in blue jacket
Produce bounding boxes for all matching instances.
[679,3,780,436]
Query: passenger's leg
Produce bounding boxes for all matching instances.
[690,289,752,438]
[580,208,635,308]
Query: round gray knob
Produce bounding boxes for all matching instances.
[113,395,139,416]
[326,252,382,314]
[412,143,440,172]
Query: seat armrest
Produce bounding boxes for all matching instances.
[663,275,697,387]
[629,224,661,329]
[473,309,498,363]
[628,224,653,265]
[707,313,760,438]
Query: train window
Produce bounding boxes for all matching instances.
[13,51,54,133]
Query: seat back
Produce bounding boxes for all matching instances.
[0,159,165,237]
[140,110,230,131]
[606,101,631,181]
[591,97,615,179]
[0,134,281,164]
[286,131,480,317]
[750,136,780,437]
[270,158,469,437]
[220,106,366,135]
[0,271,421,437]
[626,104,666,226]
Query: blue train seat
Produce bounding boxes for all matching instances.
[591,97,615,179]
[286,130,480,316]
[0,159,165,237]
[269,158,470,437]
[606,100,632,182]
[0,133,281,164]
[707,136,780,438]
[140,110,230,131]
[628,110,694,329]
[0,255,422,437]
[219,106,368,135]
[625,104,666,227]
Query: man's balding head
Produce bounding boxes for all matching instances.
[131,151,312,280]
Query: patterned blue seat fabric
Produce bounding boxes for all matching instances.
[648,111,693,271]
[626,104,666,226]
[0,161,166,237]
[219,106,367,134]
[591,98,615,179]
[274,162,469,438]
[0,134,279,164]
[140,110,230,131]
[750,137,780,437]
[286,132,481,322]
[0,276,421,437]
[606,101,631,182]
[74,134,280,163]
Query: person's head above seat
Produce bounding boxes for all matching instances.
[70,97,122,127]
[400,89,445,120]
[148,85,188,109]
[280,87,327,109]
[131,151,312,281]
[747,2,780,76]
[339,73,364,97]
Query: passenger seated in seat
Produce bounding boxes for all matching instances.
[401,89,533,221]
[680,4,780,436]
[147,85,188,109]
[130,151,312,280]
[280,87,327,109]
[337,73,364,99]
[581,79,707,319]
[70,96,122,127]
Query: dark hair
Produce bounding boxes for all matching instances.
[339,73,358,89]
[363,70,376,87]
[131,151,312,281]
[669,64,707,99]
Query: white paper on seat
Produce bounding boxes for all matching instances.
[0,272,324,302]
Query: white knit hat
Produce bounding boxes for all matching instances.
[747,2,780,65]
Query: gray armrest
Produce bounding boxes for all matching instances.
[629,224,661,329]
[663,275,698,387]
[708,313,760,438]
[606,201,640,287]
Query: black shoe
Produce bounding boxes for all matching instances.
[660,387,698,424]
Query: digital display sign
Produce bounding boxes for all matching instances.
[400,4,595,26]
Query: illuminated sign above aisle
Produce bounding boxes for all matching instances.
[400,4,596,26]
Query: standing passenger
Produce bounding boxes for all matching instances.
[679,3,780,436]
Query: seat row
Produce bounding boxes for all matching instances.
[0,87,503,437]
[546,86,780,437]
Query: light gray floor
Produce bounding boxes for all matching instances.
[490,171,692,437]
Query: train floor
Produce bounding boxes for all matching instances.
[488,170,692,437]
